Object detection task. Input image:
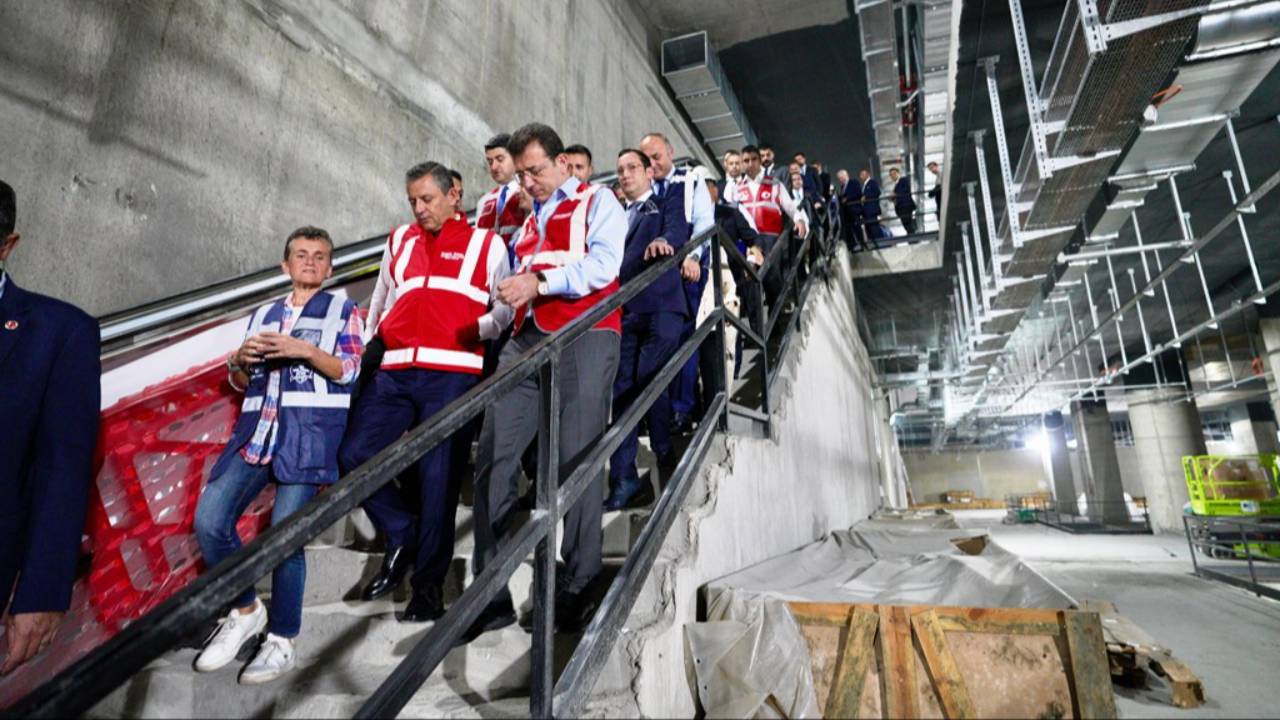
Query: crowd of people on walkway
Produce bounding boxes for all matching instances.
[0,121,845,686]
[1,119,949,688]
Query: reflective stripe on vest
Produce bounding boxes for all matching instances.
[511,182,620,334]
[378,225,495,372]
[737,177,784,235]
[240,293,354,413]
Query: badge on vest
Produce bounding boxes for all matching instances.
[3,320,16,330]
[290,366,314,384]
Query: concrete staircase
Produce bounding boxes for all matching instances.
[88,465,662,718]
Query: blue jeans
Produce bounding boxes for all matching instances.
[194,454,318,638]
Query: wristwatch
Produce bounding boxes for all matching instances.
[535,271,550,296]
[227,355,244,374]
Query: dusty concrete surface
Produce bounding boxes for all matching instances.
[583,249,892,717]
[904,447,1048,502]
[954,509,1280,719]
[0,0,712,315]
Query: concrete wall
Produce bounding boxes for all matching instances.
[585,248,888,716]
[0,0,712,315]
[904,448,1048,502]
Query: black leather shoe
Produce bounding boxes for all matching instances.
[670,412,693,435]
[400,585,445,622]
[455,598,516,647]
[603,481,654,512]
[359,545,413,602]
[555,589,600,634]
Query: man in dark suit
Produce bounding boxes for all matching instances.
[889,167,918,235]
[0,180,100,675]
[792,153,821,199]
[759,144,788,185]
[838,169,868,252]
[607,149,692,510]
[859,169,883,246]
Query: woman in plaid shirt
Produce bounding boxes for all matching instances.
[191,226,364,685]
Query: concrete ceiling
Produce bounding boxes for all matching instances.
[635,0,877,184]
[634,0,848,48]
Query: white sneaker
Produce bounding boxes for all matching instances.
[194,600,268,672]
[239,633,295,685]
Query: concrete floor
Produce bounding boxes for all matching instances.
[952,509,1280,719]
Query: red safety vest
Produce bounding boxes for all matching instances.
[475,181,527,246]
[377,217,498,374]
[512,181,621,335]
[737,176,785,235]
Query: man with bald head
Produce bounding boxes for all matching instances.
[639,132,715,432]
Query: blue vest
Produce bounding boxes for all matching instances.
[212,291,357,485]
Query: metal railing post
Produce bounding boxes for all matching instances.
[530,353,561,718]
[711,231,730,432]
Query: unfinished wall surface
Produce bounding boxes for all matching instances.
[904,448,1048,503]
[0,0,712,315]
[584,249,889,717]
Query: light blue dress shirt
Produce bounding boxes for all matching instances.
[531,176,626,298]
[0,271,7,301]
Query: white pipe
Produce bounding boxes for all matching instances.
[1057,240,1190,264]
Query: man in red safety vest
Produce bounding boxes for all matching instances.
[339,161,511,623]
[463,122,627,643]
[475,133,528,263]
[725,144,809,308]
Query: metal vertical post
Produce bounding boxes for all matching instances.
[1225,117,1254,211]
[963,190,990,310]
[980,57,1023,245]
[1168,176,1218,328]
[710,230,730,431]
[531,354,561,719]
[1128,269,1152,357]
[1006,0,1052,179]
[961,222,984,319]
[1133,210,1180,342]
[1083,273,1108,366]
[1222,171,1265,299]
[971,135,1005,284]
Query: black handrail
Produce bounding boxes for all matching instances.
[10,212,830,719]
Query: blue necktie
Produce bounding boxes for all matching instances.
[497,186,509,217]
[656,179,667,197]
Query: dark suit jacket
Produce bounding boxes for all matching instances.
[841,181,863,219]
[619,190,692,316]
[861,179,882,220]
[818,171,833,202]
[893,177,917,214]
[715,201,761,255]
[0,279,100,615]
[799,166,821,199]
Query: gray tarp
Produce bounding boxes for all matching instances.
[685,512,1075,718]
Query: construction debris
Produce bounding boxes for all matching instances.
[1080,600,1205,709]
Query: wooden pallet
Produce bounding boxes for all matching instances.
[788,602,1117,719]
[1080,600,1204,709]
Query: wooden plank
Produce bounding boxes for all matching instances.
[826,608,880,718]
[1081,600,1204,708]
[1062,611,1118,719]
[1148,650,1206,709]
[911,610,975,719]
[880,605,919,719]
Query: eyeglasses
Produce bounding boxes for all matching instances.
[516,159,555,183]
